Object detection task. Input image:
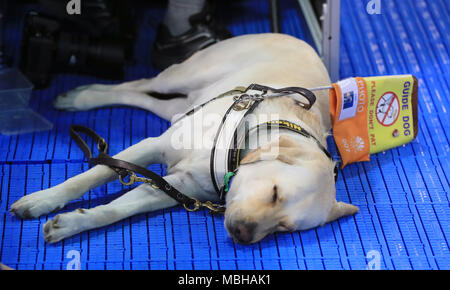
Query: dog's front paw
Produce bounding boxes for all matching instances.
[10,190,65,219]
[43,210,87,243]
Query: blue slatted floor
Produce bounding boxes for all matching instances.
[0,0,449,270]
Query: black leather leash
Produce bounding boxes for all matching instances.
[69,125,226,214]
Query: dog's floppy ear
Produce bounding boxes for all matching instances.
[241,135,303,165]
[325,201,359,224]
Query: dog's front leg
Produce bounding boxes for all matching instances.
[10,136,170,219]
[42,173,196,243]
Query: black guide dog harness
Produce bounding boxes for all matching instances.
[70,84,338,214]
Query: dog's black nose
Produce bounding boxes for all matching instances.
[229,221,257,244]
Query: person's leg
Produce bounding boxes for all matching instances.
[151,0,232,70]
[163,0,205,36]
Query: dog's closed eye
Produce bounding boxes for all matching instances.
[278,221,294,231]
[272,185,278,204]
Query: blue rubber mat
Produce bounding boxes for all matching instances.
[0,0,449,270]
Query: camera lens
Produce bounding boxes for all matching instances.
[56,32,125,78]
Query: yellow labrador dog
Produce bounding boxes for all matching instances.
[10,33,358,244]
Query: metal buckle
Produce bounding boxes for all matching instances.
[233,100,252,111]
[232,93,263,111]
[97,138,108,153]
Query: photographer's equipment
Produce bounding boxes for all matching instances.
[20,0,134,88]
[0,68,53,135]
[38,0,134,41]
[0,0,6,70]
[20,12,126,88]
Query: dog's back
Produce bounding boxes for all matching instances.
[177,33,333,131]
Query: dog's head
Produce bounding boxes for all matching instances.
[224,135,358,244]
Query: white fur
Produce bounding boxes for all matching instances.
[10,34,358,244]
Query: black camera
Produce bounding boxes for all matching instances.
[20,1,135,88]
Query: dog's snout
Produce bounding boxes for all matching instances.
[229,221,257,244]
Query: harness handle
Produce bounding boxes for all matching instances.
[246,84,317,110]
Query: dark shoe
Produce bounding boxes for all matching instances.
[151,3,232,70]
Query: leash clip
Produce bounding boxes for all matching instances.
[183,198,226,215]
[119,171,160,189]
[202,201,226,215]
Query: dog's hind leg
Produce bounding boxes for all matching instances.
[54,89,189,121]
[42,173,200,243]
[10,135,176,219]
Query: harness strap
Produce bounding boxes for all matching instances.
[172,84,317,125]
[171,86,248,125]
[209,98,263,195]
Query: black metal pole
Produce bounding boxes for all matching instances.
[269,0,280,33]
[0,0,5,69]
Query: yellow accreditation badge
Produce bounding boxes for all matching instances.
[329,75,419,168]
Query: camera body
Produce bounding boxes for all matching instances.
[20,0,134,88]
